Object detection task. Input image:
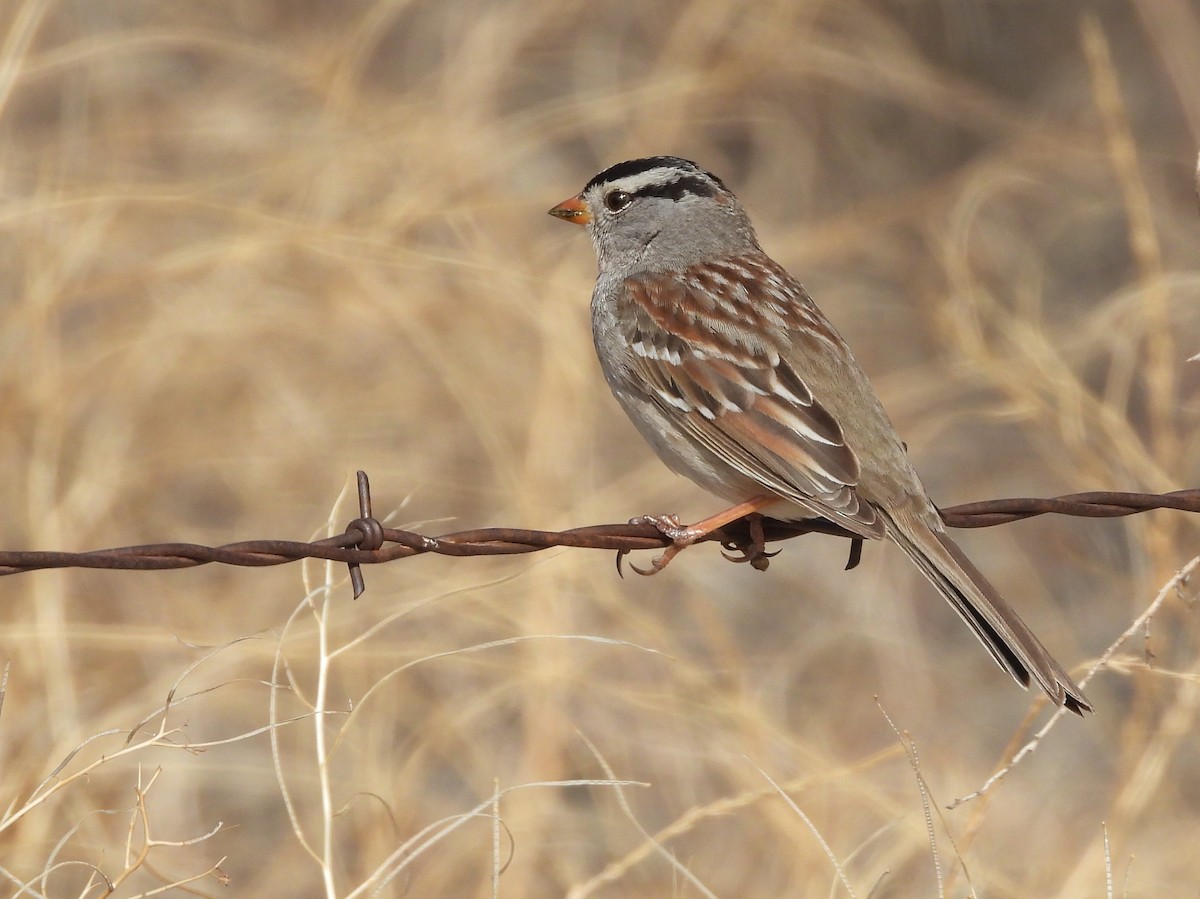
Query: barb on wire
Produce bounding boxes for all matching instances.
[0,474,1196,598]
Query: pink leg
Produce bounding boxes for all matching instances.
[629,496,776,575]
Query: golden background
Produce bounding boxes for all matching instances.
[1,1,1199,895]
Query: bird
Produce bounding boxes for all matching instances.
[548,155,1091,714]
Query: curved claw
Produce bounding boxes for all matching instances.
[630,544,684,576]
[629,557,662,576]
[721,546,751,564]
[721,545,782,567]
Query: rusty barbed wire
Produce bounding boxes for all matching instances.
[0,473,1196,597]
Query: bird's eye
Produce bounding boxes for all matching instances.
[604,190,632,212]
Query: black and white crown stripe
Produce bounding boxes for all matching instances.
[584,156,729,203]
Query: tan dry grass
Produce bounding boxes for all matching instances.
[0,1,1198,896]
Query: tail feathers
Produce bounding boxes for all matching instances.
[885,511,1092,715]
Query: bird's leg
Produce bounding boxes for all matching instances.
[721,512,781,571]
[629,496,776,575]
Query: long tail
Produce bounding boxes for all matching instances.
[884,509,1091,715]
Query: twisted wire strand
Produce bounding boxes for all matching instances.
[1,476,1196,593]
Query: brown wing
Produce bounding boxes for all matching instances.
[618,254,884,538]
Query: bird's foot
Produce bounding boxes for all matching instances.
[622,497,778,577]
[626,514,704,575]
[720,513,780,571]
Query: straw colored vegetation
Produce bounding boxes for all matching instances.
[1,1,1198,896]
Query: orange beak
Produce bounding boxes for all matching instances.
[548,194,591,225]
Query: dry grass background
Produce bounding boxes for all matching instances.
[0,0,1198,895]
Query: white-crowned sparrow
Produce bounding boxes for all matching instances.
[550,155,1090,714]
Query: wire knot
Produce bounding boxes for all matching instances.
[346,516,385,552]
